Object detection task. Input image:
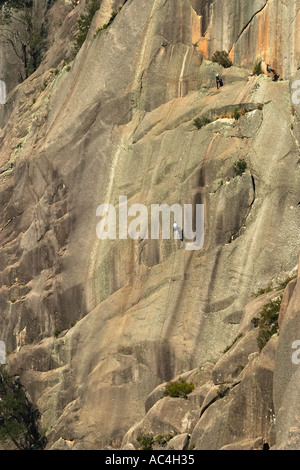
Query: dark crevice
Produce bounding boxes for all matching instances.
[0,162,14,175]
[199,395,220,418]
[228,173,256,243]
[234,1,269,45]
[199,381,241,418]
[251,174,256,198]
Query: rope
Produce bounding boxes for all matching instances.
[157,124,197,355]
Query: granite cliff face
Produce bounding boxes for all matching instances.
[1,0,300,450]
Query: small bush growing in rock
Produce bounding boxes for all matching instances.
[253,284,273,297]
[233,158,247,176]
[0,365,46,450]
[137,432,154,450]
[217,384,230,398]
[233,106,246,120]
[54,329,61,338]
[74,0,101,53]
[253,274,296,298]
[253,61,263,75]
[193,116,211,129]
[219,111,234,119]
[253,296,283,351]
[154,432,176,447]
[94,9,120,37]
[251,316,259,328]
[223,333,243,354]
[233,107,240,120]
[212,50,233,68]
[94,24,108,36]
[277,274,297,290]
[164,377,195,399]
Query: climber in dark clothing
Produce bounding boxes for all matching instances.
[216,74,224,89]
[267,63,279,81]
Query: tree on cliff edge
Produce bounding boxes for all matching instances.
[74,0,101,53]
[0,365,46,450]
[0,0,43,80]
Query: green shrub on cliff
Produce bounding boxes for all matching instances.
[0,0,44,79]
[0,365,46,449]
[233,158,247,176]
[253,61,263,75]
[154,432,176,447]
[212,50,233,68]
[193,116,211,129]
[74,0,101,53]
[252,296,283,351]
[164,377,195,399]
[223,333,243,354]
[137,431,177,450]
[137,432,154,450]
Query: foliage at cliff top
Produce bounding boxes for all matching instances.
[0,365,46,450]
[74,0,101,53]
[0,0,43,80]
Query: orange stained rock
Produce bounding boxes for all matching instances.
[197,32,209,58]
[260,60,268,75]
[229,46,234,63]
[255,4,269,65]
[191,11,201,46]
[192,0,299,78]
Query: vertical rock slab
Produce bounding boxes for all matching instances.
[274,277,300,449]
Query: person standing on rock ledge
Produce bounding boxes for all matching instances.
[266,64,279,81]
[216,74,223,89]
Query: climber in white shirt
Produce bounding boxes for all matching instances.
[173,222,183,241]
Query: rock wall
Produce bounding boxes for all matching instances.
[0,0,300,450]
[195,0,300,78]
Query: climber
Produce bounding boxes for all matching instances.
[266,63,280,81]
[216,74,221,89]
[173,222,184,241]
